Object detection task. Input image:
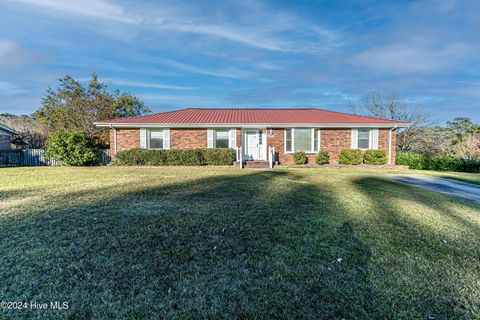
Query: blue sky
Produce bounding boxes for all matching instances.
[0,0,479,123]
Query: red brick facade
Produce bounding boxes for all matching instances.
[110,127,397,164]
[319,129,352,164]
[171,128,207,148]
[110,128,140,155]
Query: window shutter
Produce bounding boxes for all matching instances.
[228,129,236,148]
[372,129,379,149]
[163,128,170,149]
[140,128,147,148]
[351,129,358,149]
[207,129,214,148]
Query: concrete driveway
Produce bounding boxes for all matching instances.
[383,174,480,204]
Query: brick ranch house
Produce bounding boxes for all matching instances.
[94,108,410,165]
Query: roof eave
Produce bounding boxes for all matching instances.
[0,124,19,135]
[94,122,411,128]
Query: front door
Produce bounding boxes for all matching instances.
[245,130,260,160]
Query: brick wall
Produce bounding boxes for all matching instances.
[265,128,396,164]
[109,127,397,164]
[171,128,207,148]
[266,128,285,164]
[379,129,397,164]
[320,129,352,164]
[110,128,140,155]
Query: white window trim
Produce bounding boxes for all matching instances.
[284,128,320,154]
[209,128,236,148]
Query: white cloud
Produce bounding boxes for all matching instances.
[103,78,195,90]
[352,42,470,73]
[0,81,27,95]
[0,40,28,71]
[13,0,140,24]
[155,58,255,79]
[12,0,338,52]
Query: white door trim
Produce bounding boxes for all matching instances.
[242,129,265,160]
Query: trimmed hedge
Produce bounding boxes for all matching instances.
[339,149,364,165]
[293,151,308,164]
[364,150,387,165]
[115,148,236,166]
[396,152,480,173]
[46,131,97,166]
[315,151,329,165]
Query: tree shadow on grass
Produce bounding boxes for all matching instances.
[351,176,480,319]
[0,170,380,319]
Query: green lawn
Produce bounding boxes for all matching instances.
[0,167,479,319]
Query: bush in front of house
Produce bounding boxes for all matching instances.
[46,131,98,166]
[339,149,364,165]
[315,151,329,165]
[396,152,427,169]
[396,151,480,173]
[363,150,388,165]
[115,148,236,166]
[293,151,308,164]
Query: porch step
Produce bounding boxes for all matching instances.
[235,161,270,168]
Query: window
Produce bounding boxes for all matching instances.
[285,129,292,152]
[357,129,370,149]
[285,128,320,153]
[149,130,164,148]
[215,129,229,148]
[294,128,312,152]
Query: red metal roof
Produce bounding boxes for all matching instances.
[98,108,408,124]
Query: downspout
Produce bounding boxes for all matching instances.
[388,125,396,165]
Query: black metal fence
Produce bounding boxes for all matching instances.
[0,149,110,167]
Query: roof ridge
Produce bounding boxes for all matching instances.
[183,107,318,110]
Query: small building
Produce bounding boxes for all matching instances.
[0,123,18,149]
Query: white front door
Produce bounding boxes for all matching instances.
[245,130,260,160]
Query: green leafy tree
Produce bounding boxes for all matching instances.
[34,74,150,145]
[446,117,480,145]
[46,131,98,166]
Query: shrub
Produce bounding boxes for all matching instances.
[396,151,480,173]
[115,148,236,166]
[396,152,427,169]
[461,158,480,173]
[204,148,237,165]
[293,151,308,164]
[315,151,329,165]
[363,150,388,165]
[46,131,97,166]
[339,149,363,165]
[426,155,463,172]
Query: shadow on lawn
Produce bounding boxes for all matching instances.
[0,170,377,319]
[352,176,480,319]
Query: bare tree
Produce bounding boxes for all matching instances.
[348,91,436,153]
[452,133,480,160]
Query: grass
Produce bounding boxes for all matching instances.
[0,167,479,319]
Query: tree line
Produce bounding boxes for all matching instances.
[348,92,480,160]
[3,75,479,164]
